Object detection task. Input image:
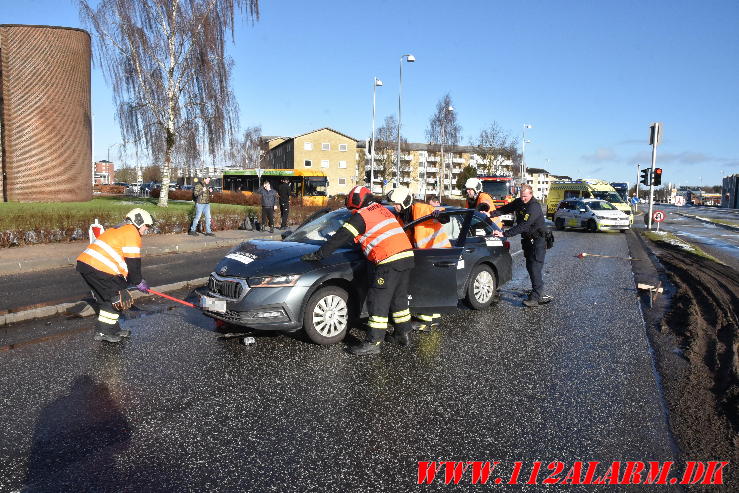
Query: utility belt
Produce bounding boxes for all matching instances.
[522,229,545,241]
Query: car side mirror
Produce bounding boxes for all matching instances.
[280,230,292,240]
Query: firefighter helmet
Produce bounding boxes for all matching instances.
[345,186,373,210]
[386,186,413,210]
[126,208,154,228]
[465,177,483,193]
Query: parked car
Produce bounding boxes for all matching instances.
[198,207,513,345]
[554,198,630,232]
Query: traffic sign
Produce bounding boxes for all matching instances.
[652,210,665,223]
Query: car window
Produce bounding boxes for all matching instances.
[467,213,496,237]
[592,191,625,203]
[283,209,351,244]
[588,200,616,211]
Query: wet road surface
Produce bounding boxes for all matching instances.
[0,231,679,491]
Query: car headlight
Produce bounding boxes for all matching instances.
[247,274,301,288]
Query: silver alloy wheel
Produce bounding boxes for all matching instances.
[312,294,348,337]
[473,270,495,304]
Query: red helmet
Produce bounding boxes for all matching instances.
[345,186,373,210]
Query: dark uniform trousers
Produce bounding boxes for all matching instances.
[261,207,275,230]
[77,262,127,336]
[279,202,289,228]
[521,235,546,301]
[365,263,412,343]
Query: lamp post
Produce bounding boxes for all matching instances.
[396,54,415,187]
[370,77,383,193]
[521,124,532,186]
[439,105,454,199]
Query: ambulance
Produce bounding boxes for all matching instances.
[545,179,633,224]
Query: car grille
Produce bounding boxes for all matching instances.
[208,276,243,300]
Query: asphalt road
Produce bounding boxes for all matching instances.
[640,205,739,269]
[0,247,233,312]
[0,229,684,491]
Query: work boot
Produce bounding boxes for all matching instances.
[116,329,131,338]
[411,320,429,332]
[388,331,410,346]
[94,332,123,343]
[204,232,215,237]
[539,295,553,304]
[188,230,198,236]
[523,297,540,308]
[349,341,382,355]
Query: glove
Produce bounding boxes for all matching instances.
[112,289,134,311]
[432,210,450,224]
[477,203,490,212]
[301,251,323,262]
[136,280,150,293]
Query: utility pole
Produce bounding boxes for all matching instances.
[635,163,640,202]
[648,123,662,230]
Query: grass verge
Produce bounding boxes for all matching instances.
[643,230,722,264]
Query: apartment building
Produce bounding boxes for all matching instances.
[525,167,551,200]
[266,128,359,197]
[359,141,517,198]
[93,160,115,185]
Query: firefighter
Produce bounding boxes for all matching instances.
[465,177,503,229]
[76,208,153,343]
[301,186,414,355]
[491,184,552,307]
[386,187,451,331]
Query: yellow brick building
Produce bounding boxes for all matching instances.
[267,128,359,197]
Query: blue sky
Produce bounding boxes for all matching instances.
[3,0,738,186]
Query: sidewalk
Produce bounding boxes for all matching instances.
[0,228,282,276]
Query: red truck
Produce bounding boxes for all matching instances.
[478,175,516,225]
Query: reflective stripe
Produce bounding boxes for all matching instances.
[370,315,388,322]
[94,239,128,273]
[417,314,434,322]
[363,227,405,256]
[359,218,396,244]
[368,321,388,329]
[98,310,119,325]
[121,246,141,255]
[377,250,414,265]
[82,248,122,275]
[416,228,447,248]
[393,314,411,323]
[343,223,359,237]
[392,309,410,317]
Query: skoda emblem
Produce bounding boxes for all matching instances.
[219,265,228,275]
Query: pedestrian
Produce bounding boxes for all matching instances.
[259,180,278,233]
[490,184,552,307]
[387,187,451,332]
[76,208,153,343]
[277,178,291,229]
[465,177,502,229]
[189,177,215,236]
[301,186,415,355]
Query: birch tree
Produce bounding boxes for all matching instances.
[79,0,260,206]
[472,122,519,176]
[426,94,461,197]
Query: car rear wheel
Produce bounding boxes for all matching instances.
[587,219,598,232]
[555,218,565,230]
[466,264,497,310]
[303,286,349,345]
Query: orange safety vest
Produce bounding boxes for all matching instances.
[411,203,451,249]
[355,203,413,264]
[468,192,503,229]
[77,224,142,278]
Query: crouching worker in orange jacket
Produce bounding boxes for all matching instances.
[301,186,415,356]
[386,188,451,332]
[76,208,153,343]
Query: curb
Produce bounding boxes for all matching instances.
[0,277,209,327]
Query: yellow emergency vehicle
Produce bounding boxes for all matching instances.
[546,179,633,224]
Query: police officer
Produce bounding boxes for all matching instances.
[76,208,153,342]
[386,187,450,331]
[301,186,414,355]
[491,184,551,307]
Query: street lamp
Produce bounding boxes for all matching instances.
[396,53,415,187]
[370,77,383,194]
[439,105,454,200]
[521,124,532,185]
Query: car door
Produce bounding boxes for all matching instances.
[403,210,466,312]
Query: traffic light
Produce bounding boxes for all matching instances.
[652,168,662,186]
[640,168,651,186]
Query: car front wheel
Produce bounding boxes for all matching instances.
[587,219,598,232]
[466,264,497,310]
[555,218,565,230]
[303,286,349,345]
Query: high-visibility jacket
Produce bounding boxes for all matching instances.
[468,192,502,229]
[411,203,451,249]
[355,203,413,264]
[77,224,141,278]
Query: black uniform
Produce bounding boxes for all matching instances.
[277,181,291,229]
[491,197,547,301]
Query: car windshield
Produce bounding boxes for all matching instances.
[284,208,351,244]
[592,191,625,203]
[587,200,617,211]
[482,181,510,199]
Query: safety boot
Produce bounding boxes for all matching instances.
[388,331,410,346]
[349,341,382,355]
[94,332,123,343]
[188,230,198,236]
[116,329,131,338]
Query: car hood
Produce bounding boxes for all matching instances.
[594,210,627,218]
[213,240,357,278]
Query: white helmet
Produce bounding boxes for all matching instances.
[386,186,413,210]
[126,208,154,228]
[465,177,483,193]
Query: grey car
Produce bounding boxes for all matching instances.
[199,207,513,345]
